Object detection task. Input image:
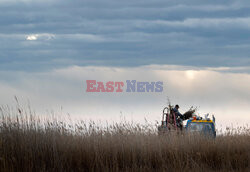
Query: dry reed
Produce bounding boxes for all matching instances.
[0,106,249,172]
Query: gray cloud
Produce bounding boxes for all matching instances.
[0,0,250,71]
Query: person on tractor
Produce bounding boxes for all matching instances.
[173,105,183,119]
[173,105,184,130]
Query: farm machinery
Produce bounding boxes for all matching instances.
[158,105,216,138]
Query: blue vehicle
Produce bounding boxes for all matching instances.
[185,116,216,138]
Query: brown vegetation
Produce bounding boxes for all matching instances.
[0,106,250,172]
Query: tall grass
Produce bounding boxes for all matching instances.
[0,106,250,172]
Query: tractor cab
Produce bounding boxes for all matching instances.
[186,116,216,138]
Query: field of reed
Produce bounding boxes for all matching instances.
[0,105,250,172]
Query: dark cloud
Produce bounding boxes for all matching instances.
[0,0,250,71]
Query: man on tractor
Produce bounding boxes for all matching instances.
[173,105,183,119]
[172,104,184,130]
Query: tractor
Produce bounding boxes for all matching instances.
[158,105,216,138]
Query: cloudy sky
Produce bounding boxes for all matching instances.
[1,0,250,128]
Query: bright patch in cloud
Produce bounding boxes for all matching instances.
[26,34,55,41]
[26,35,38,41]
[186,70,196,80]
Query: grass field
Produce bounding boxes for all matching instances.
[0,106,250,172]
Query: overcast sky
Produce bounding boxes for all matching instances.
[0,0,250,128]
[1,0,250,70]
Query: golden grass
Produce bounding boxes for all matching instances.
[0,106,250,172]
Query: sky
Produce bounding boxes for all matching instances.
[0,0,250,129]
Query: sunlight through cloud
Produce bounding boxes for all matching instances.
[186,70,196,80]
[26,35,38,41]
